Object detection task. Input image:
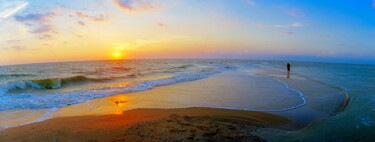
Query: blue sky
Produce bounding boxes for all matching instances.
[0,0,374,65]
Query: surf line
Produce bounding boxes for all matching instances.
[245,74,307,112]
[0,108,58,131]
[303,78,350,113]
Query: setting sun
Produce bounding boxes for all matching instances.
[112,52,122,59]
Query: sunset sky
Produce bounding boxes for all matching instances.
[1,0,375,65]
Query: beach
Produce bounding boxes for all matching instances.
[0,60,350,141]
[0,107,289,142]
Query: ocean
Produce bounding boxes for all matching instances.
[258,61,375,141]
[0,59,374,141]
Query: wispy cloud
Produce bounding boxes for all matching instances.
[75,12,88,18]
[284,31,294,35]
[31,25,55,34]
[288,9,306,17]
[15,12,56,22]
[113,0,161,12]
[3,46,40,51]
[0,0,28,19]
[77,21,85,26]
[271,22,305,28]
[11,46,26,50]
[38,34,53,40]
[292,22,303,27]
[14,12,57,34]
[272,25,289,28]
[75,12,109,22]
[157,23,168,28]
[246,0,256,6]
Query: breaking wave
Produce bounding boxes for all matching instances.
[0,70,222,111]
[0,74,137,94]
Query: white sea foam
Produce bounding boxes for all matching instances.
[0,70,222,111]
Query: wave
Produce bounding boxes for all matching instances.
[111,66,132,71]
[85,67,132,75]
[0,74,33,78]
[0,69,223,111]
[0,74,138,94]
[27,78,62,89]
[172,64,195,69]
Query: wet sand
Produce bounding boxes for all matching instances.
[246,67,348,128]
[0,107,289,142]
[49,71,347,129]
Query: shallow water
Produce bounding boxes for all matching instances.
[0,59,374,140]
[48,71,307,118]
[256,62,375,141]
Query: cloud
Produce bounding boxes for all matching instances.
[292,22,303,27]
[157,23,168,28]
[246,0,256,6]
[31,25,55,34]
[75,12,109,22]
[271,22,306,28]
[3,46,41,51]
[38,34,53,40]
[257,24,265,28]
[113,0,161,12]
[284,32,294,35]
[316,34,330,37]
[15,12,56,22]
[288,9,306,17]
[14,12,57,34]
[0,0,28,19]
[77,21,85,26]
[11,46,26,50]
[75,12,88,18]
[272,25,289,28]
[3,46,26,50]
[89,14,109,22]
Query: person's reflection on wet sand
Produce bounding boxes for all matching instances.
[287,62,291,78]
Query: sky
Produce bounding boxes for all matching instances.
[0,0,375,65]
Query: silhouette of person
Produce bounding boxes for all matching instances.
[286,63,291,78]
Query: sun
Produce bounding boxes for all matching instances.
[112,52,122,59]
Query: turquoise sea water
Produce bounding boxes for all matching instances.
[258,62,375,141]
[0,59,374,140]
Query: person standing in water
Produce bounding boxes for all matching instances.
[286,63,291,78]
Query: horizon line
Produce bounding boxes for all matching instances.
[1,58,374,67]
